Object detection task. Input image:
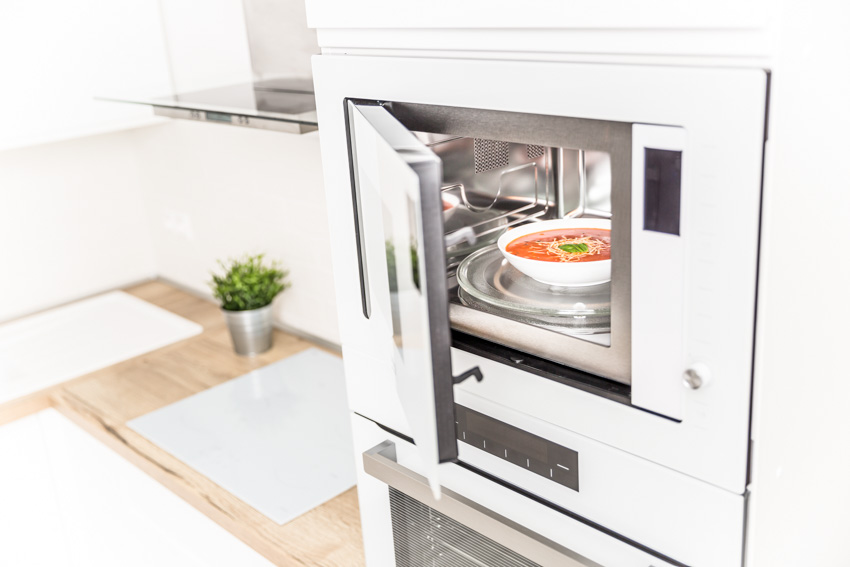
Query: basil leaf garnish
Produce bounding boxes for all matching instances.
[559,243,589,254]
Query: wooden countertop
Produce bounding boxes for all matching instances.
[0,281,365,567]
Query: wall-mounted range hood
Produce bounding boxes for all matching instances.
[103,78,317,134]
[103,0,319,134]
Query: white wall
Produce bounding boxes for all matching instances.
[0,131,157,323]
[133,120,340,345]
[0,122,339,342]
[746,1,850,565]
[0,0,339,342]
[159,0,254,92]
[0,0,166,323]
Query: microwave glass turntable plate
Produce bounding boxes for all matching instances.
[456,245,611,335]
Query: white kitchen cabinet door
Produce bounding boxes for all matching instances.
[0,0,170,151]
[0,412,71,567]
[38,409,276,567]
[0,410,275,567]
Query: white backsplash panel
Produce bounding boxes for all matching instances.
[134,121,340,346]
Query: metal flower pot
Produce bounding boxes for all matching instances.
[222,304,273,356]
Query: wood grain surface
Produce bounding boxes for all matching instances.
[0,281,365,567]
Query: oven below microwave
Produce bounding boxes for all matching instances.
[351,414,745,567]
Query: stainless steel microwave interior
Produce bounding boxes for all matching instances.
[347,101,642,388]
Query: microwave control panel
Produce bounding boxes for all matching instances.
[455,405,579,492]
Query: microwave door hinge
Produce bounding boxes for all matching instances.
[453,367,484,385]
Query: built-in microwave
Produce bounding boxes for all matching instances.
[314,54,767,566]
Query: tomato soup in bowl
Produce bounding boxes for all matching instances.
[497,218,612,286]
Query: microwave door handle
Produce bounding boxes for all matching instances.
[363,441,604,567]
[453,366,483,385]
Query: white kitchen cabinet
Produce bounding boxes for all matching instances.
[0,409,274,567]
[0,412,71,566]
[0,0,170,151]
[306,0,767,31]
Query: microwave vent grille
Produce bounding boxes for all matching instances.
[527,144,545,159]
[473,139,510,173]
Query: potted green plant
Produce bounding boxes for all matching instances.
[210,254,290,356]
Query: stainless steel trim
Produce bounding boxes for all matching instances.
[450,302,628,383]
[567,149,588,218]
[682,363,711,390]
[555,148,568,218]
[683,369,702,390]
[363,440,604,567]
[345,100,371,318]
[152,105,318,134]
[568,149,613,220]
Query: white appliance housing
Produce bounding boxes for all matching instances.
[309,3,850,566]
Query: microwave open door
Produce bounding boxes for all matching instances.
[346,100,483,497]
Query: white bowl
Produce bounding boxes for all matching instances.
[497,218,612,287]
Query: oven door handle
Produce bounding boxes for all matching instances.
[363,440,604,567]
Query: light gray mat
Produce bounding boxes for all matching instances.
[129,348,355,525]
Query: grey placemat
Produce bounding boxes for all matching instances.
[129,348,355,525]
